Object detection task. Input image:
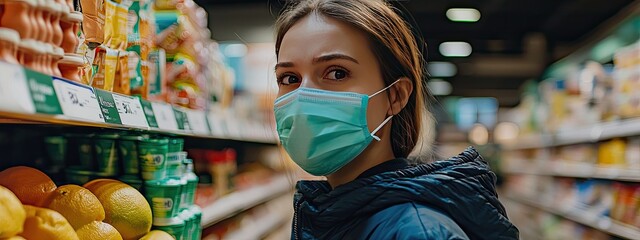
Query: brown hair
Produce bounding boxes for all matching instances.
[275,0,432,158]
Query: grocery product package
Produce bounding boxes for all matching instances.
[80,0,106,47]
[114,52,130,95]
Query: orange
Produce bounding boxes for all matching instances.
[0,186,26,238]
[41,185,106,229]
[83,179,121,191]
[76,221,123,240]
[20,205,79,240]
[84,180,152,240]
[0,166,56,206]
[139,230,175,240]
[0,236,26,240]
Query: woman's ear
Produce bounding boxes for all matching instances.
[387,77,413,116]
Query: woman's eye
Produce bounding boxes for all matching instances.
[279,75,300,85]
[325,69,348,80]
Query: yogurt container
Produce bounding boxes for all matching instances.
[179,209,194,240]
[138,137,168,180]
[118,135,143,176]
[189,205,202,240]
[145,178,182,218]
[94,133,119,174]
[152,217,185,240]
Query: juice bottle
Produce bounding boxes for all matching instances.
[0,0,35,39]
[0,28,21,64]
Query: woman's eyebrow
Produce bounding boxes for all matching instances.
[313,53,360,64]
[275,62,294,71]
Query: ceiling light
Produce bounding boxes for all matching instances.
[427,79,452,96]
[446,8,481,22]
[427,61,457,77]
[439,41,472,57]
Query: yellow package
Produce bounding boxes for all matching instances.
[104,0,117,49]
[80,0,106,46]
[114,3,128,49]
[92,47,118,91]
[114,51,130,95]
[91,48,106,89]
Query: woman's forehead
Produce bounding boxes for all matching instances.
[278,13,374,64]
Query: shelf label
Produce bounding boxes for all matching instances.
[26,69,63,115]
[173,108,191,131]
[140,100,159,128]
[52,78,104,122]
[207,112,228,137]
[151,102,179,130]
[95,89,122,124]
[0,63,36,113]
[185,109,210,134]
[112,93,148,128]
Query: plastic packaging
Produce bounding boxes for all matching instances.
[0,0,35,39]
[19,40,43,72]
[0,28,21,64]
[113,51,130,94]
[60,11,83,53]
[50,46,64,77]
[58,53,85,82]
[80,0,105,47]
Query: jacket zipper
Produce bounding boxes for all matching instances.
[293,198,302,240]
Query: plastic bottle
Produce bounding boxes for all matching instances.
[0,0,35,39]
[41,44,54,75]
[60,11,82,53]
[34,0,48,42]
[19,40,43,72]
[0,28,21,64]
[50,46,64,77]
[50,2,66,46]
[58,53,84,82]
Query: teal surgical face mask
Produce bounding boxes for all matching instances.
[274,80,398,176]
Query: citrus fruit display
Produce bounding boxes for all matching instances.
[76,221,123,240]
[0,236,26,240]
[0,185,26,238]
[139,230,175,240]
[20,205,79,240]
[83,179,152,240]
[0,166,56,206]
[41,184,106,229]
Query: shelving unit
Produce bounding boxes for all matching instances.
[506,195,640,240]
[201,175,293,227]
[502,118,640,151]
[504,162,640,182]
[0,62,278,145]
[223,212,290,240]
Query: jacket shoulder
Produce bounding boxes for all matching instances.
[359,202,469,240]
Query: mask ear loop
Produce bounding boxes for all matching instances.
[368,79,400,141]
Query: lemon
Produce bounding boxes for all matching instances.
[76,221,123,240]
[0,186,26,238]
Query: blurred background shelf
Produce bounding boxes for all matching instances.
[200,175,293,228]
[506,195,640,240]
[504,162,640,182]
[223,211,289,240]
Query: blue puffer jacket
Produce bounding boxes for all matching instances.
[291,147,519,239]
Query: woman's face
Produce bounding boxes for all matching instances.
[276,13,391,132]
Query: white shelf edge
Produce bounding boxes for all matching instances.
[201,175,293,227]
[504,163,640,182]
[507,195,640,240]
[503,118,640,150]
[223,212,289,240]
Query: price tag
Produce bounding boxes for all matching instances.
[173,108,192,131]
[112,93,149,128]
[151,102,179,130]
[95,89,122,124]
[52,78,104,122]
[185,109,210,135]
[26,69,63,115]
[0,63,36,113]
[140,100,159,128]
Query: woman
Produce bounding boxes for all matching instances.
[273,0,519,239]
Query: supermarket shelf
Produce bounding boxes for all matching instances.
[507,195,640,240]
[201,175,293,228]
[504,162,640,182]
[0,110,277,144]
[223,212,289,240]
[503,118,640,150]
